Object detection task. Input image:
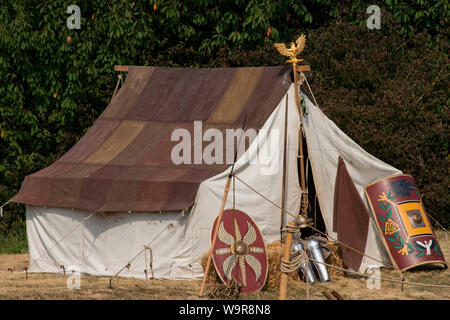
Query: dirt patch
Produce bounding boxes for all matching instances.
[0,232,448,300]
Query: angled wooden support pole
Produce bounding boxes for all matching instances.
[199,114,247,297]
[199,175,232,297]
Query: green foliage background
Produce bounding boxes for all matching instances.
[0,0,449,253]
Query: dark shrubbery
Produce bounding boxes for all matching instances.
[0,1,448,252]
[303,14,449,227]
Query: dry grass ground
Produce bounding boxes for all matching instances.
[0,231,448,300]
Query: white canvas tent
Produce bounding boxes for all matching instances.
[13,66,401,280]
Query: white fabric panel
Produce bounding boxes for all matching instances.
[301,89,401,271]
[185,85,302,278]
[27,206,193,279]
[27,206,83,273]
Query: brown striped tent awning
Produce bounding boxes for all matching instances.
[12,66,292,213]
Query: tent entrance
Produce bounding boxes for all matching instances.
[297,127,326,239]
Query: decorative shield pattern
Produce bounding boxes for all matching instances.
[210,209,268,293]
[365,174,446,271]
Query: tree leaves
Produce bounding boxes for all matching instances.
[0,0,448,244]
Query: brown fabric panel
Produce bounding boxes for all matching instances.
[239,66,291,127]
[114,166,161,181]
[58,119,120,163]
[76,178,113,212]
[44,164,104,209]
[47,177,84,209]
[175,169,219,183]
[75,166,128,212]
[101,67,155,119]
[87,165,128,179]
[108,122,176,166]
[13,66,292,213]
[189,69,236,121]
[135,181,171,211]
[207,68,265,124]
[100,179,141,212]
[32,162,77,177]
[166,181,200,210]
[84,120,146,164]
[136,122,194,167]
[11,176,53,206]
[148,68,212,122]
[125,68,180,121]
[333,156,370,271]
[145,168,191,182]
[57,163,104,178]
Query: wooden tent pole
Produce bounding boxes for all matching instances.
[280,95,289,239]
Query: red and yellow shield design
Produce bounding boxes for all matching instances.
[210,209,268,293]
[365,175,446,271]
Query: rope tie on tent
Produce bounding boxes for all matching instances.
[0,200,11,217]
[109,208,187,286]
[112,73,124,97]
[425,213,449,240]
[307,257,450,289]
[144,245,154,282]
[280,249,308,274]
[232,173,393,268]
[302,72,320,108]
[282,224,300,234]
[26,212,96,273]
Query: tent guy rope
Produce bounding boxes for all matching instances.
[234,173,449,291]
[27,212,96,271]
[232,173,393,268]
[307,257,450,289]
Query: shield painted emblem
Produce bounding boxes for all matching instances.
[210,209,268,293]
[365,175,446,271]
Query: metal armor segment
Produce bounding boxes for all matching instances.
[365,174,446,271]
[308,239,330,282]
[292,240,316,284]
[210,209,268,293]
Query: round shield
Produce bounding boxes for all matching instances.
[210,209,268,293]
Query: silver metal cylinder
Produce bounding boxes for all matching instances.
[308,238,330,282]
[292,240,316,284]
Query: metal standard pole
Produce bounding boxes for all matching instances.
[279,64,309,300]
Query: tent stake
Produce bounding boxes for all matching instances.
[401,272,405,292]
[322,290,337,300]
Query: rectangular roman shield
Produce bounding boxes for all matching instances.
[365,174,446,271]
